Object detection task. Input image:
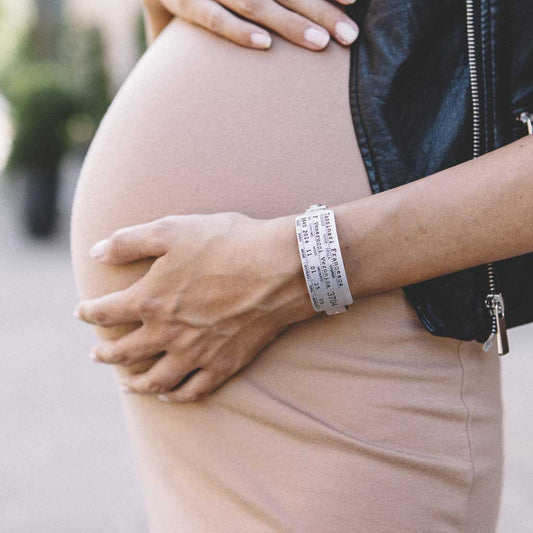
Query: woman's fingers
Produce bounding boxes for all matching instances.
[121,355,198,394]
[158,368,222,403]
[171,0,359,52]
[179,0,273,49]
[221,0,358,49]
[119,348,236,400]
[276,0,359,46]
[221,0,329,50]
[91,325,167,366]
[75,285,141,327]
[89,217,175,265]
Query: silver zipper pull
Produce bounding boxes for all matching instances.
[484,293,509,355]
[518,112,533,135]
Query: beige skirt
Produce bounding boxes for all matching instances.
[70,18,503,532]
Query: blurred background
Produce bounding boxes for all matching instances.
[0,0,531,531]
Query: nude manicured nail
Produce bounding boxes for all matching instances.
[89,239,108,259]
[250,33,272,49]
[158,394,171,403]
[335,21,359,45]
[120,383,132,393]
[73,304,81,319]
[304,27,330,49]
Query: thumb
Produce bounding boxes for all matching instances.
[90,218,172,264]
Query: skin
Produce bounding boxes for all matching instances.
[142,0,360,50]
[74,133,533,402]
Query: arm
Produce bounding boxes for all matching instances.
[74,134,533,402]
[332,133,533,298]
[244,133,533,321]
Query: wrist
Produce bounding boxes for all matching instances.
[264,215,319,326]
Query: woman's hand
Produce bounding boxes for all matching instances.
[74,212,317,403]
[143,0,359,50]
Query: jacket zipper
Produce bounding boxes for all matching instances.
[466,0,509,355]
[483,115,533,353]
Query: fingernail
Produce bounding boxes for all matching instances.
[250,33,271,49]
[73,304,81,319]
[120,383,132,393]
[89,351,99,362]
[158,394,171,403]
[303,27,330,49]
[335,21,359,45]
[89,239,108,260]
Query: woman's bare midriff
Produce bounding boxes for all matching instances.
[70,17,503,533]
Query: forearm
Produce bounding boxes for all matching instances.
[275,134,533,319]
[336,134,533,297]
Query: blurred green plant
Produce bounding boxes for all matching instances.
[136,9,148,57]
[59,25,110,124]
[1,24,110,172]
[2,62,77,171]
[0,20,110,236]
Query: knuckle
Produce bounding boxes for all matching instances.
[302,3,334,26]
[170,387,204,403]
[150,217,174,237]
[161,325,180,345]
[315,10,331,27]
[119,357,135,368]
[237,0,263,18]
[106,232,124,258]
[204,8,225,32]
[144,379,164,394]
[136,297,159,319]
[157,382,173,394]
[98,344,124,363]
[287,14,317,40]
[213,357,235,375]
[92,309,110,326]
[146,219,172,248]
[182,390,202,402]
[267,7,296,34]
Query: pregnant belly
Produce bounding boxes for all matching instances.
[70,18,369,240]
[70,12,391,434]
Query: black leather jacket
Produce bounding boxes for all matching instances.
[346,0,533,351]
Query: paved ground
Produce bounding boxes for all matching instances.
[0,166,147,533]
[0,163,532,532]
